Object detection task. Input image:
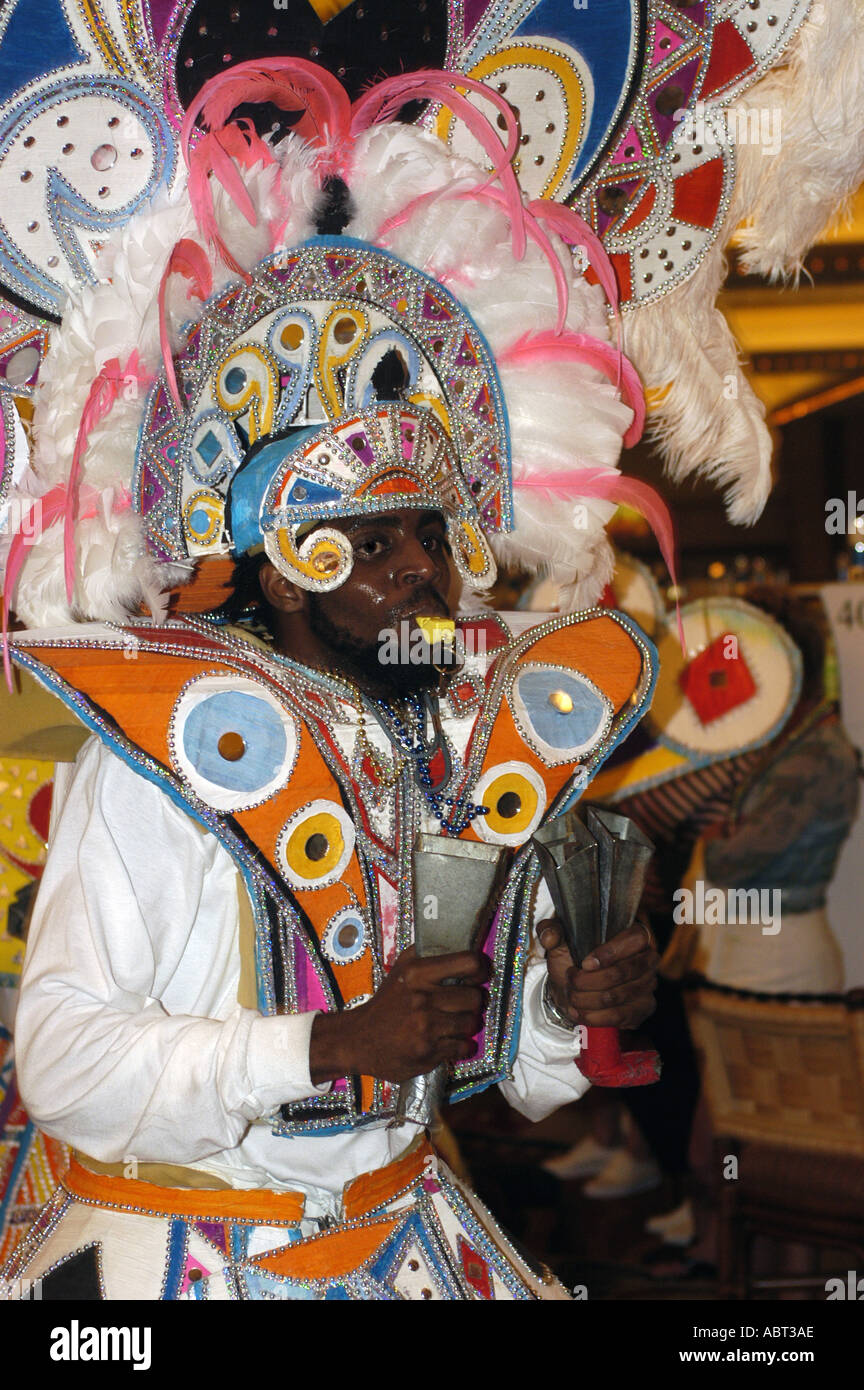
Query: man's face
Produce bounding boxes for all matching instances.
[301,507,460,693]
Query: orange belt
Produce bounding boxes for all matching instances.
[63,1138,434,1226]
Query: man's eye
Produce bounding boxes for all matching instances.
[422,533,450,554]
[354,536,389,558]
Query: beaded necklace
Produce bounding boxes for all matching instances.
[373,689,489,836]
[322,671,407,791]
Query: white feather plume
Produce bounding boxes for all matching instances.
[733,0,864,280]
[8,124,631,625]
[627,0,864,521]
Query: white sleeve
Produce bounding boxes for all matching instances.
[15,738,327,1166]
[497,878,591,1122]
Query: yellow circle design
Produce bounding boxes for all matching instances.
[285,811,345,881]
[281,323,304,351]
[482,772,539,837]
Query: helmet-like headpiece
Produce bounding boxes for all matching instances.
[136,235,508,593]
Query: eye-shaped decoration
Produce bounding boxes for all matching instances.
[188,413,243,488]
[264,524,354,593]
[170,677,299,812]
[346,331,421,412]
[316,306,369,421]
[452,517,497,589]
[183,491,225,551]
[437,41,590,200]
[322,907,368,967]
[215,344,279,444]
[473,761,547,846]
[268,309,316,429]
[278,800,356,891]
[510,666,613,768]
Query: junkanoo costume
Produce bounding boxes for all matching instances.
[0,56,666,1300]
[0,0,847,1298]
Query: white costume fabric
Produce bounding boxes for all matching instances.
[9,737,588,1286]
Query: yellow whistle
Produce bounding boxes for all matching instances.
[415,616,456,648]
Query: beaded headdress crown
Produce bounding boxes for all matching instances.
[135,232,510,593]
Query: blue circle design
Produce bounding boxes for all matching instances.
[189,508,210,536]
[516,669,607,750]
[324,912,366,965]
[182,691,288,793]
[224,366,247,395]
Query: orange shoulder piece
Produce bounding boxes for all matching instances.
[456,610,654,846]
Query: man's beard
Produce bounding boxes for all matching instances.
[307,594,443,697]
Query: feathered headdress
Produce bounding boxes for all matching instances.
[3,58,677,635]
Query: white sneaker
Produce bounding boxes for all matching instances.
[541,1137,622,1180]
[582,1150,663,1199]
[645,1199,695,1246]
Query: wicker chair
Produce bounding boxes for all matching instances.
[685,979,864,1299]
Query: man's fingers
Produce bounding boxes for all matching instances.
[567,950,657,995]
[581,924,655,971]
[440,1035,480,1063]
[567,966,657,1015]
[398,949,491,987]
[575,992,657,1030]
[536,917,571,956]
[431,984,486,1016]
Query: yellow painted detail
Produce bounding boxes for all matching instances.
[215,345,278,443]
[588,745,690,802]
[482,772,539,837]
[286,811,345,880]
[183,492,224,550]
[408,392,452,436]
[273,526,348,585]
[459,519,490,576]
[305,0,355,21]
[549,690,574,713]
[80,0,128,75]
[316,306,369,421]
[119,0,157,83]
[435,42,586,198]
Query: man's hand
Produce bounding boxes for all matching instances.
[537,918,658,1030]
[309,946,490,1085]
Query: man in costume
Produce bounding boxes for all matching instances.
[0,60,669,1300]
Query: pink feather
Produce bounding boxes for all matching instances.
[181,58,351,166]
[513,467,683,651]
[63,352,152,605]
[500,330,645,448]
[2,483,133,690]
[181,59,352,274]
[528,198,624,382]
[350,71,525,257]
[528,200,620,318]
[158,240,213,412]
[375,180,481,244]
[378,181,568,326]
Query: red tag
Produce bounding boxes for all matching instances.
[679,632,756,725]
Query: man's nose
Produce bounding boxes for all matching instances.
[394,537,440,586]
